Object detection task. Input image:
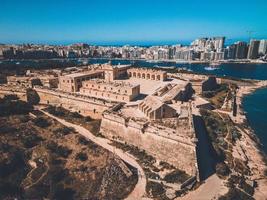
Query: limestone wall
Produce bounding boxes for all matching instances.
[35,87,112,117]
[100,112,199,177]
[0,86,27,101]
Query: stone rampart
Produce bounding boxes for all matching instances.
[100,111,199,177]
[34,87,113,117]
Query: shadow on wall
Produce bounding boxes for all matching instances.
[193,115,217,181]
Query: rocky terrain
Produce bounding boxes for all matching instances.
[0,95,137,199]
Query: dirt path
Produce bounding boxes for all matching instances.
[40,109,147,200]
[177,174,227,200]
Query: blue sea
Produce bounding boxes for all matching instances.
[1,58,267,153]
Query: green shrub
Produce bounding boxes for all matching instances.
[216,162,230,177]
[163,169,190,184]
[146,181,165,197]
[33,117,51,128]
[75,152,88,161]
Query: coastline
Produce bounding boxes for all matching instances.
[1,57,267,64]
[235,81,267,199]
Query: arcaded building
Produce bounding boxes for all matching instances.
[58,70,104,92]
[138,96,177,120]
[128,68,167,81]
[80,79,140,102]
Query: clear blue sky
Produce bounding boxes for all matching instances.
[0,0,267,45]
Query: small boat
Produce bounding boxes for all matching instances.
[204,66,217,71]
[16,62,20,65]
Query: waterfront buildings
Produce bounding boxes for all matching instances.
[259,40,267,56]
[247,40,261,59]
[0,37,266,61]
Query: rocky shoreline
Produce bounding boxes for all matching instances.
[236,81,267,199]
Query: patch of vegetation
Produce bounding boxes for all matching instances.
[203,84,229,108]
[163,169,191,184]
[53,126,74,138]
[77,136,89,145]
[146,181,166,197]
[218,187,254,200]
[75,152,88,161]
[215,162,230,178]
[0,95,33,116]
[111,141,156,167]
[46,142,72,158]
[26,88,40,105]
[200,109,228,162]
[33,117,51,128]
[22,134,43,149]
[44,105,102,137]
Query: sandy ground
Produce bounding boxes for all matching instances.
[177,174,228,200]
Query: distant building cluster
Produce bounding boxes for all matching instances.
[0,37,267,61]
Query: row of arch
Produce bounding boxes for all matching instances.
[128,72,161,81]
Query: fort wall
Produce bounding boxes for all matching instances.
[100,111,199,177]
[34,87,113,117]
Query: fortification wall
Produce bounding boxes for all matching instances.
[0,86,27,101]
[0,86,112,118]
[35,88,112,117]
[100,112,198,176]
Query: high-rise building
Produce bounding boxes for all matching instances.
[235,41,248,59]
[226,45,237,59]
[258,39,267,56]
[247,40,260,59]
[213,37,225,52]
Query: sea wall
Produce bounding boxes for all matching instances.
[100,112,199,177]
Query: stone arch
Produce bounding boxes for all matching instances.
[147,73,150,79]
[129,72,132,77]
[152,74,155,80]
[157,75,161,81]
[133,72,136,78]
[137,73,141,78]
[142,73,146,79]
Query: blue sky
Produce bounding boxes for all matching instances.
[0,0,267,45]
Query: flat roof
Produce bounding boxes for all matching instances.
[83,79,140,88]
[63,70,103,78]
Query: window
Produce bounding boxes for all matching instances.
[63,80,65,83]
[125,90,127,93]
[71,80,73,83]
[86,84,88,87]
[67,80,69,83]
[92,85,94,87]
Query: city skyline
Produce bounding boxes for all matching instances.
[1,0,267,45]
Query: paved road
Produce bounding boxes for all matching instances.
[40,110,147,200]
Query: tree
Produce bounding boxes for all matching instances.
[26,88,40,105]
